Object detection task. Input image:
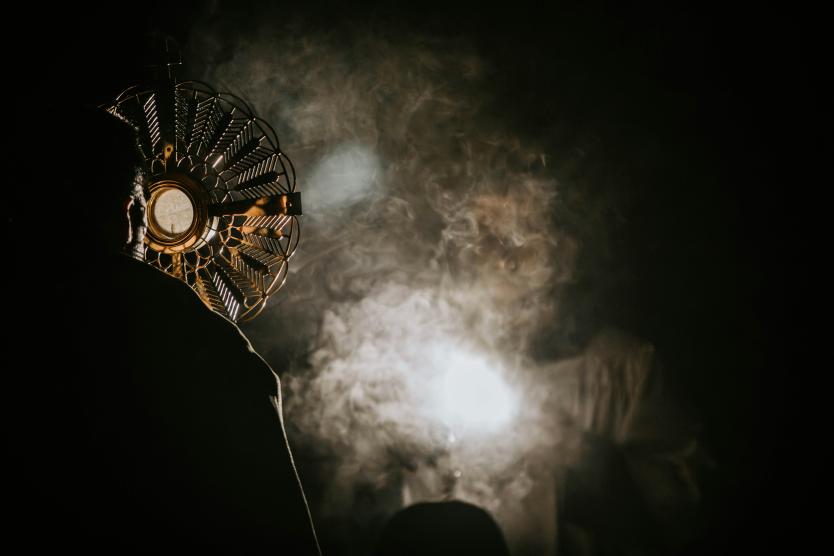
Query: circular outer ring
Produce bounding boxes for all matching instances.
[145,172,209,254]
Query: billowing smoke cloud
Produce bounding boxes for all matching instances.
[187,11,702,556]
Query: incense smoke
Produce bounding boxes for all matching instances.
[187,11,703,556]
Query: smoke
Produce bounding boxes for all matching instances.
[188,13,574,551]
[304,144,381,215]
[186,10,700,556]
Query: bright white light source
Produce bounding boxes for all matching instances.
[306,143,380,213]
[433,350,517,433]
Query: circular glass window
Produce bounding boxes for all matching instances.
[150,188,194,239]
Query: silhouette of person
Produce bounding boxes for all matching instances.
[374,501,511,556]
[7,107,320,555]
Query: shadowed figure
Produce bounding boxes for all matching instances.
[549,331,707,556]
[7,107,320,555]
[374,501,511,556]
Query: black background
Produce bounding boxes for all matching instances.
[13,1,822,553]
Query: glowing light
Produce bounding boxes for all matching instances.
[432,349,517,433]
[150,189,194,236]
[305,143,380,213]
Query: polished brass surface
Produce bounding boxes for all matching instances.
[108,80,301,322]
[145,173,208,254]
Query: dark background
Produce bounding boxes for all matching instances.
[15,1,821,553]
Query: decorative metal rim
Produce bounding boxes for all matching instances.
[145,173,209,253]
[108,79,300,322]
